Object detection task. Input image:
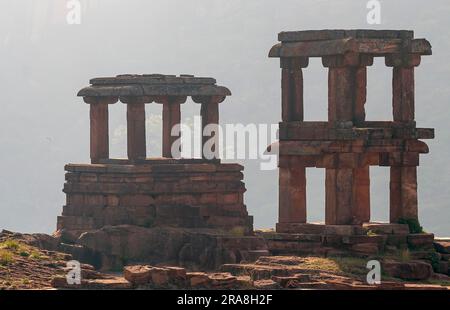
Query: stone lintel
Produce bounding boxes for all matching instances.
[65,161,242,174]
[276,223,367,235]
[78,74,231,99]
[269,38,432,58]
[279,125,435,141]
[278,30,414,42]
[279,139,430,157]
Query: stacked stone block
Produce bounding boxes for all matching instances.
[58,161,252,239]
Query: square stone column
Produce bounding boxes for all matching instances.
[281,57,308,122]
[161,96,186,158]
[325,168,354,225]
[121,96,150,161]
[353,166,371,223]
[193,95,224,160]
[278,156,307,224]
[84,96,118,164]
[277,57,308,227]
[387,54,421,223]
[323,54,373,224]
[390,167,418,222]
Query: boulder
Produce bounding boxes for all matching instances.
[382,260,433,280]
[431,273,450,282]
[187,272,211,287]
[441,254,450,261]
[208,273,237,288]
[271,274,311,288]
[437,261,449,275]
[434,240,450,254]
[407,234,434,249]
[123,265,152,285]
[351,243,379,255]
[74,225,266,270]
[166,266,187,280]
[151,267,170,287]
[253,279,280,289]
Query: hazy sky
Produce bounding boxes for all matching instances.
[0,0,449,236]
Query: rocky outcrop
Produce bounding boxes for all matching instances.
[382,260,434,280]
[58,225,267,271]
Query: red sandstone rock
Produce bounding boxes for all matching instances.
[123,265,152,285]
[437,261,449,275]
[151,267,170,286]
[434,240,450,254]
[253,279,280,289]
[51,276,132,289]
[187,272,211,287]
[383,260,433,280]
[350,243,379,255]
[271,274,310,288]
[166,266,187,280]
[407,233,435,249]
[208,273,237,288]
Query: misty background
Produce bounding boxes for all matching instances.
[0,0,448,236]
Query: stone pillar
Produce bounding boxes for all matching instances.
[278,156,307,224]
[353,65,370,224]
[278,57,308,225]
[121,97,150,161]
[386,54,421,223]
[390,167,418,222]
[84,96,118,164]
[161,96,186,158]
[325,168,354,225]
[387,54,420,122]
[193,95,224,159]
[323,54,373,224]
[281,57,308,122]
[353,166,371,223]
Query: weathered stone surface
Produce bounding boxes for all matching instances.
[79,74,231,98]
[123,265,152,285]
[431,273,450,282]
[278,30,414,42]
[166,266,187,280]
[208,272,237,288]
[70,225,266,271]
[60,161,253,237]
[434,240,450,254]
[269,38,432,58]
[441,254,450,261]
[363,223,410,235]
[271,274,311,288]
[151,267,170,286]
[383,260,433,280]
[187,272,211,287]
[437,261,449,275]
[407,233,435,249]
[51,276,132,290]
[350,243,379,255]
[253,279,281,289]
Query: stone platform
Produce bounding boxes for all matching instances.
[259,223,435,257]
[58,160,252,239]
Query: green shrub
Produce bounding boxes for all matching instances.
[19,251,30,257]
[0,250,14,266]
[428,252,441,271]
[0,240,20,251]
[398,218,423,234]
